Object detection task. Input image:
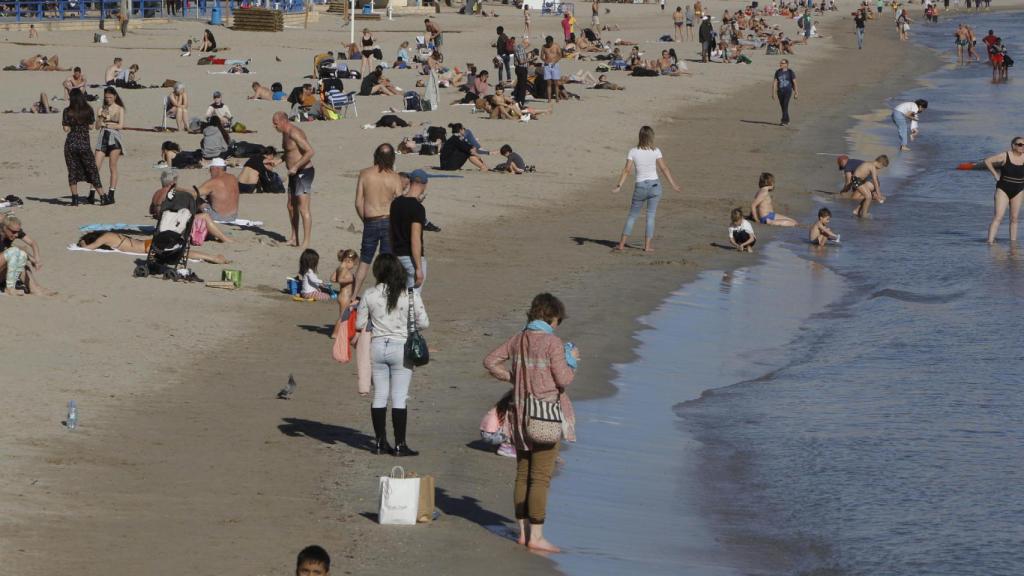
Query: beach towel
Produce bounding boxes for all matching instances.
[213,218,264,227]
[332,311,358,363]
[356,330,372,395]
[68,243,202,262]
[67,243,146,256]
[79,223,153,233]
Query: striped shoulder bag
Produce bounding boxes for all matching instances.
[519,333,564,445]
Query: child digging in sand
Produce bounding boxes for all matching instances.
[479,391,517,457]
[809,207,840,246]
[728,207,757,252]
[330,249,358,339]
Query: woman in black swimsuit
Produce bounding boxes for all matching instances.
[983,136,1024,244]
[360,28,377,76]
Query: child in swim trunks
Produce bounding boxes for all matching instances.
[810,207,840,246]
[751,172,798,226]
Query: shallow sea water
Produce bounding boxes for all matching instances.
[550,11,1024,576]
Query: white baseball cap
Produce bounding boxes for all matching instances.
[209,158,227,167]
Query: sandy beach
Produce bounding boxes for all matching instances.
[0,1,997,573]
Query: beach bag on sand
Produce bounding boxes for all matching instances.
[379,466,420,525]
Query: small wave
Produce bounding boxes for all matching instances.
[869,288,966,304]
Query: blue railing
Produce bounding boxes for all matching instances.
[0,0,310,22]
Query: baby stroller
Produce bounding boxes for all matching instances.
[135,189,201,281]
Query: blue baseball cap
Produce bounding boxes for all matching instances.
[408,169,429,184]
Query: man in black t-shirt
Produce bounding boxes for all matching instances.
[390,169,429,290]
[770,59,798,126]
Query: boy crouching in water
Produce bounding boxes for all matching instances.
[810,207,840,246]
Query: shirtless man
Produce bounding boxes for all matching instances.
[21,54,58,70]
[63,66,87,99]
[194,158,241,222]
[104,57,123,85]
[352,143,404,297]
[151,170,233,242]
[844,154,889,218]
[273,111,316,248]
[540,36,564,103]
[425,18,443,49]
[248,82,274,100]
[751,172,798,226]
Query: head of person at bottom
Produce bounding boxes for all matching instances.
[373,253,409,312]
[914,98,928,110]
[527,292,567,328]
[295,545,330,576]
[818,207,832,224]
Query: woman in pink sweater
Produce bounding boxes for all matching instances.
[484,293,578,553]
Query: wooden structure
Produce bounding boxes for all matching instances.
[231,7,284,31]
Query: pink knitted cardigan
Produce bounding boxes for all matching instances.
[484,330,576,450]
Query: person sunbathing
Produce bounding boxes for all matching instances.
[397,136,443,154]
[593,74,625,90]
[249,81,274,101]
[566,69,598,85]
[77,231,229,263]
[5,93,57,114]
[20,54,64,71]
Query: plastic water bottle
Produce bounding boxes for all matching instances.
[66,400,78,430]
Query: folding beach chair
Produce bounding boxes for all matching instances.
[331,91,358,117]
[161,94,174,130]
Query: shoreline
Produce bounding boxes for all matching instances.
[0,3,996,575]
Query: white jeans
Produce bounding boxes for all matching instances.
[397,255,426,292]
[371,337,413,409]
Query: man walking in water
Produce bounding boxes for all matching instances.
[541,36,564,103]
[352,143,404,297]
[273,111,315,249]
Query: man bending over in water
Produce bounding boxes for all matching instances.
[843,154,889,218]
[273,111,316,248]
[751,172,798,226]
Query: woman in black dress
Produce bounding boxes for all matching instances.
[62,89,103,206]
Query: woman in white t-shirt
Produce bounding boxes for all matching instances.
[892,99,927,151]
[612,126,683,252]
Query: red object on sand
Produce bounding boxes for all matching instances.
[956,162,980,171]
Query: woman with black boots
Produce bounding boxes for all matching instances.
[356,254,430,456]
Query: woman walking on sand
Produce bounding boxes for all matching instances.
[356,254,429,457]
[484,293,579,554]
[62,89,103,206]
[982,137,1024,244]
[612,126,682,252]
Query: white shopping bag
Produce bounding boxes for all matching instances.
[378,466,421,525]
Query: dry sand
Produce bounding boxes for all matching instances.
[0,2,988,574]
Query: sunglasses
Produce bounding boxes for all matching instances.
[1014,142,1024,147]
[5,227,21,235]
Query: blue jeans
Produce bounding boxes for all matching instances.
[892,111,910,147]
[622,179,662,239]
[397,255,426,292]
[371,337,412,409]
[856,27,864,49]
